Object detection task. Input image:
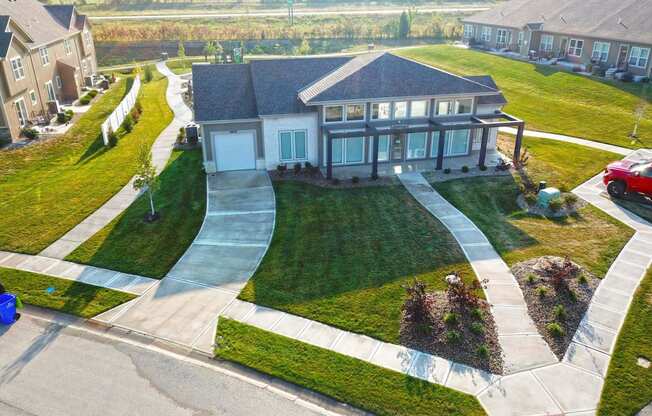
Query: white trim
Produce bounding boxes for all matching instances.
[345,103,365,122]
[64,38,72,55]
[55,75,62,89]
[406,132,428,159]
[45,80,56,102]
[10,56,25,81]
[38,46,49,66]
[327,135,365,166]
[591,41,611,62]
[481,26,492,42]
[370,102,391,120]
[628,46,650,69]
[211,129,257,172]
[540,34,554,52]
[496,29,509,47]
[393,101,408,119]
[463,24,474,39]
[323,104,345,124]
[409,99,429,118]
[278,129,308,162]
[568,38,584,57]
[29,89,37,105]
[14,97,28,127]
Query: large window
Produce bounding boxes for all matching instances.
[496,29,509,46]
[463,24,474,39]
[15,98,27,127]
[407,132,427,159]
[45,81,56,102]
[346,104,365,121]
[29,90,37,105]
[38,47,49,66]
[279,130,307,161]
[455,99,473,114]
[436,100,453,116]
[332,136,364,164]
[376,135,390,161]
[10,57,24,81]
[444,129,470,156]
[591,41,610,62]
[324,105,344,123]
[517,31,524,47]
[393,101,407,118]
[371,102,390,120]
[64,38,72,55]
[481,26,492,42]
[540,35,554,52]
[410,100,428,117]
[629,47,650,68]
[568,39,584,57]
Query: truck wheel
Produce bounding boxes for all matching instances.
[607,181,626,198]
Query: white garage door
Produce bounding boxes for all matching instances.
[213,131,256,172]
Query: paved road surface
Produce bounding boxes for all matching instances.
[90,6,489,20]
[0,312,335,416]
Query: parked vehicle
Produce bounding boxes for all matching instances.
[603,160,652,198]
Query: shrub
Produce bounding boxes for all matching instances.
[122,114,134,133]
[293,162,302,175]
[21,127,39,140]
[446,330,462,344]
[578,273,588,284]
[304,161,313,169]
[536,286,548,297]
[563,193,578,207]
[57,111,73,124]
[130,107,141,122]
[447,277,485,308]
[88,89,98,98]
[351,176,360,184]
[134,99,143,114]
[276,164,287,176]
[548,197,563,212]
[144,65,154,82]
[79,96,91,105]
[443,312,458,326]
[554,305,567,321]
[470,322,485,335]
[471,307,483,321]
[548,257,579,289]
[559,184,570,193]
[107,130,118,147]
[479,164,487,171]
[332,178,340,185]
[176,127,185,144]
[461,165,470,173]
[524,192,538,205]
[526,273,537,284]
[476,344,489,359]
[443,168,451,174]
[546,322,565,337]
[402,279,434,326]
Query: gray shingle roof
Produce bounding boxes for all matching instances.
[192,63,259,122]
[0,0,80,48]
[44,5,75,30]
[0,32,12,59]
[250,56,351,115]
[463,0,652,46]
[466,76,507,105]
[298,53,498,104]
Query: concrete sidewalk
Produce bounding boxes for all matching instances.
[39,62,192,260]
[96,171,276,353]
[500,127,633,156]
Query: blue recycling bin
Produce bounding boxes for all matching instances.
[0,293,17,325]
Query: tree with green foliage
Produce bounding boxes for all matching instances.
[133,142,159,220]
[143,65,153,83]
[297,38,311,55]
[203,41,216,62]
[178,41,185,60]
[398,11,410,39]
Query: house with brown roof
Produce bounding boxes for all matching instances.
[462,0,652,78]
[0,0,97,142]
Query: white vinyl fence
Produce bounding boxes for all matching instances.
[101,75,141,145]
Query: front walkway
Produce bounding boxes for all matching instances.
[39,62,192,259]
[500,127,632,156]
[94,171,276,352]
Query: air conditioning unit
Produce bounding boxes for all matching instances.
[84,76,94,88]
[46,100,60,115]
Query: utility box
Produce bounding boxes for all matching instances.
[537,187,561,208]
[185,124,199,145]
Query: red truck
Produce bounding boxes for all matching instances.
[603,160,652,198]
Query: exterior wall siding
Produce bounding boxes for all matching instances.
[261,113,319,170]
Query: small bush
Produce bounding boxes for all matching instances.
[88,89,98,98]
[446,330,462,344]
[443,312,458,326]
[524,192,538,205]
[563,193,578,207]
[144,65,154,83]
[526,273,537,284]
[476,344,489,359]
[351,176,360,184]
[79,96,91,105]
[21,127,39,140]
[304,161,313,169]
[554,305,567,321]
[548,197,563,212]
[536,286,548,298]
[176,127,185,144]
[479,164,487,171]
[107,130,118,147]
[276,164,287,176]
[547,322,565,337]
[469,322,485,335]
[332,178,340,185]
[134,99,143,114]
[57,111,73,124]
[461,165,470,173]
[568,289,578,302]
[293,162,302,175]
[130,107,141,123]
[471,307,483,321]
[122,114,134,133]
[443,168,451,174]
[578,273,588,284]
[559,184,570,193]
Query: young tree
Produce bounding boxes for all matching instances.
[214,41,223,63]
[143,65,153,83]
[133,142,159,221]
[178,41,186,60]
[630,83,649,145]
[398,11,410,39]
[203,41,216,62]
[297,38,311,55]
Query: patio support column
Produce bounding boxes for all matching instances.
[371,133,379,178]
[435,129,446,170]
[478,127,489,168]
[513,123,525,163]
[326,134,333,180]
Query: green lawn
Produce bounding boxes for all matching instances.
[166,57,208,75]
[599,268,652,415]
[215,318,486,416]
[239,181,476,343]
[398,45,652,149]
[66,149,206,278]
[0,70,172,254]
[0,267,134,318]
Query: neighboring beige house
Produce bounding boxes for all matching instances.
[462,0,652,77]
[0,0,97,142]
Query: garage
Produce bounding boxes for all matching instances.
[212,131,256,172]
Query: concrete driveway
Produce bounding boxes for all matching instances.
[98,171,275,352]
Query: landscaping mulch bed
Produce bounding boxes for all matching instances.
[512,256,600,359]
[269,170,399,188]
[516,193,587,218]
[400,293,503,374]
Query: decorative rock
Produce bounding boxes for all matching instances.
[638,357,651,369]
[445,274,461,286]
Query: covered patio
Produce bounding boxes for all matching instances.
[324,112,525,179]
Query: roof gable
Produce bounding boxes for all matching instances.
[0,0,78,48]
[192,63,258,122]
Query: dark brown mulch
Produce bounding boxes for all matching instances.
[512,256,600,359]
[269,170,399,188]
[400,293,503,374]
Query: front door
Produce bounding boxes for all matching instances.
[390,134,404,161]
[617,45,629,69]
[559,38,568,57]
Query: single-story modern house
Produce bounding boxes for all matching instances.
[192,52,525,178]
[462,0,652,77]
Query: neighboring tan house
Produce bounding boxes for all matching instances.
[462,0,652,77]
[192,52,526,178]
[0,0,97,142]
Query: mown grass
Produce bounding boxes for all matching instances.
[166,57,208,74]
[0,70,172,254]
[398,45,652,149]
[239,182,476,343]
[0,267,134,318]
[215,318,486,416]
[66,149,206,278]
[599,268,652,415]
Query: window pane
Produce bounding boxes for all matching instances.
[436,101,452,115]
[411,100,428,117]
[280,132,293,160]
[345,137,364,163]
[450,130,469,155]
[431,132,441,156]
[294,131,306,159]
[394,102,407,118]
[407,133,427,159]
[378,135,389,161]
[347,104,364,121]
[455,99,473,114]
[332,138,343,164]
[325,106,343,122]
[372,103,390,120]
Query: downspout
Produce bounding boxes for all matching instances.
[27,47,47,117]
